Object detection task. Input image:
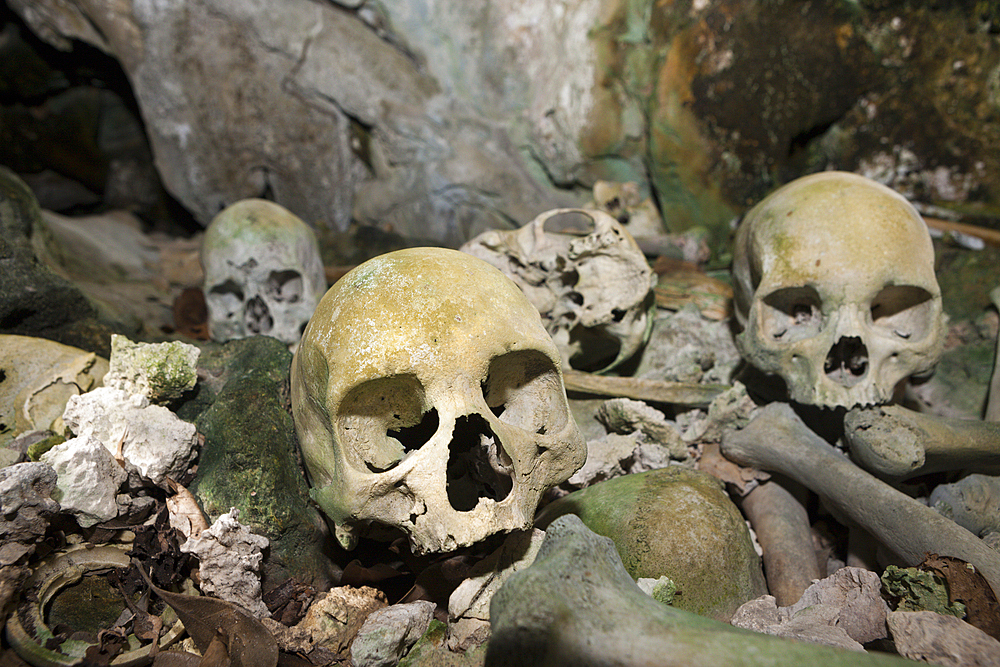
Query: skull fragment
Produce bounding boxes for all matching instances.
[290,248,586,553]
[201,199,327,347]
[732,171,946,408]
[461,208,656,373]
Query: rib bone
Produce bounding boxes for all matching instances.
[722,402,1000,598]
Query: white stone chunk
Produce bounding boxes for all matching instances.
[41,434,127,528]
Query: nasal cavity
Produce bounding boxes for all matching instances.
[446,414,514,512]
[244,295,273,334]
[824,336,868,387]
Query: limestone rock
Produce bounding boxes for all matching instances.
[297,586,388,659]
[787,567,889,645]
[887,610,1000,667]
[62,386,199,486]
[537,467,767,621]
[930,474,1000,540]
[487,514,911,667]
[103,334,200,404]
[351,600,436,667]
[0,167,107,352]
[180,508,270,618]
[0,461,59,564]
[41,433,127,527]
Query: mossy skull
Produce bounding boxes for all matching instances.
[291,248,586,553]
[732,172,946,408]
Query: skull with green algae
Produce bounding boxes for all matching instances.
[732,171,946,408]
[291,247,586,553]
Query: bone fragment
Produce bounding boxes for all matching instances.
[722,402,1000,599]
[845,404,1000,478]
[987,285,1000,421]
[562,369,726,408]
[739,475,821,607]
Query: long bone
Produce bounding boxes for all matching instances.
[722,402,1000,598]
[844,405,1000,479]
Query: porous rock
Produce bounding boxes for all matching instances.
[351,600,436,667]
[180,508,270,618]
[40,433,127,527]
[0,461,59,564]
[537,467,766,621]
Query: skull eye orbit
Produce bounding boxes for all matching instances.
[482,350,566,439]
[870,285,934,341]
[266,270,304,303]
[760,286,822,342]
[338,375,436,473]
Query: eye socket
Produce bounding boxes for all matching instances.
[870,285,934,341]
[266,270,304,303]
[337,375,437,472]
[760,286,823,342]
[481,350,565,437]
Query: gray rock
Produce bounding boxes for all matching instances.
[787,567,889,645]
[487,514,912,667]
[62,386,199,486]
[0,461,59,564]
[41,433,127,527]
[538,467,767,621]
[930,474,1000,540]
[351,600,436,667]
[0,166,107,351]
[887,610,1000,666]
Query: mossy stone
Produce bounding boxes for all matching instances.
[189,336,338,590]
[537,467,766,621]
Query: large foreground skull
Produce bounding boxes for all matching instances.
[202,199,326,347]
[461,208,655,373]
[732,171,946,408]
[291,248,586,553]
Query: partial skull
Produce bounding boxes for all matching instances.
[201,199,326,347]
[291,248,586,553]
[461,208,655,373]
[732,171,946,409]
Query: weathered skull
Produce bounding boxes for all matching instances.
[461,208,655,373]
[732,171,946,408]
[290,248,586,553]
[201,199,326,347]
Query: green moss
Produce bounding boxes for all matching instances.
[881,565,967,618]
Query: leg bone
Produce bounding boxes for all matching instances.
[988,285,1000,422]
[739,475,821,606]
[845,405,1000,479]
[722,402,1000,599]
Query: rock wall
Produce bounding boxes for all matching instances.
[7,0,1000,248]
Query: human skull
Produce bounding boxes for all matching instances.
[290,247,586,553]
[201,199,326,347]
[461,208,655,373]
[732,171,946,409]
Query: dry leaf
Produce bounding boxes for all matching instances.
[921,553,1000,641]
[138,566,278,667]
